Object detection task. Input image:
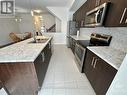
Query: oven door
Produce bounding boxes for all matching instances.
[75,43,86,72]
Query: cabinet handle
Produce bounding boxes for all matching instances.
[120,8,127,24]
[93,59,99,68]
[91,57,96,66]
[41,52,45,62]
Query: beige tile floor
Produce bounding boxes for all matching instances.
[38,45,96,95]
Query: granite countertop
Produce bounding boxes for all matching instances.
[70,35,90,41]
[87,46,126,70]
[0,37,52,63]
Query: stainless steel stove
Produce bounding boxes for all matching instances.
[74,33,112,72]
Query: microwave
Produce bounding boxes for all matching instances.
[85,2,110,27]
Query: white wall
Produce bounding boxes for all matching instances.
[68,11,75,21]
[18,13,62,43]
[80,27,127,52]
[0,18,20,46]
[47,7,69,44]
[17,10,67,44]
[43,33,66,44]
[42,13,55,29]
[55,17,61,32]
[106,54,127,95]
[18,13,34,33]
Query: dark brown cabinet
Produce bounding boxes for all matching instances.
[100,0,110,5]
[83,49,117,95]
[73,0,127,27]
[73,1,88,28]
[70,38,76,53]
[34,53,45,89]
[87,0,96,11]
[80,2,88,27]
[104,0,127,26]
[34,41,52,88]
[0,40,52,95]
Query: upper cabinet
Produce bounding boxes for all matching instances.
[104,0,127,26]
[73,0,127,27]
[87,0,96,11]
[73,1,88,28]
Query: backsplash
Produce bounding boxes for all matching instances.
[80,27,127,52]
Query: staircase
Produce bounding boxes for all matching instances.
[47,24,56,32]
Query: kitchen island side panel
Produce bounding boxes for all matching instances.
[0,62,39,95]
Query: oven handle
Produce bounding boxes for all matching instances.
[75,43,85,51]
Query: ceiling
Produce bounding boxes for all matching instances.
[15,0,73,13]
[70,0,87,12]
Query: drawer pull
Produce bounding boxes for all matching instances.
[93,59,99,68]
[91,57,96,66]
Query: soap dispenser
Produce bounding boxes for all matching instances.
[77,30,80,37]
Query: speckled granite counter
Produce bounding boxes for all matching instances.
[87,46,126,70]
[0,37,52,63]
[70,35,90,41]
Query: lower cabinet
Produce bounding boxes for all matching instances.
[70,38,76,53]
[34,41,52,89]
[83,49,117,95]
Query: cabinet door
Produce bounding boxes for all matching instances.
[87,0,96,11]
[83,49,117,95]
[72,39,76,53]
[92,58,117,95]
[73,1,88,27]
[83,49,97,85]
[80,1,88,27]
[105,0,127,26]
[98,59,117,95]
[69,38,73,51]
[44,41,52,64]
[34,52,46,88]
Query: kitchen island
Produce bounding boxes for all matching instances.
[0,37,53,95]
